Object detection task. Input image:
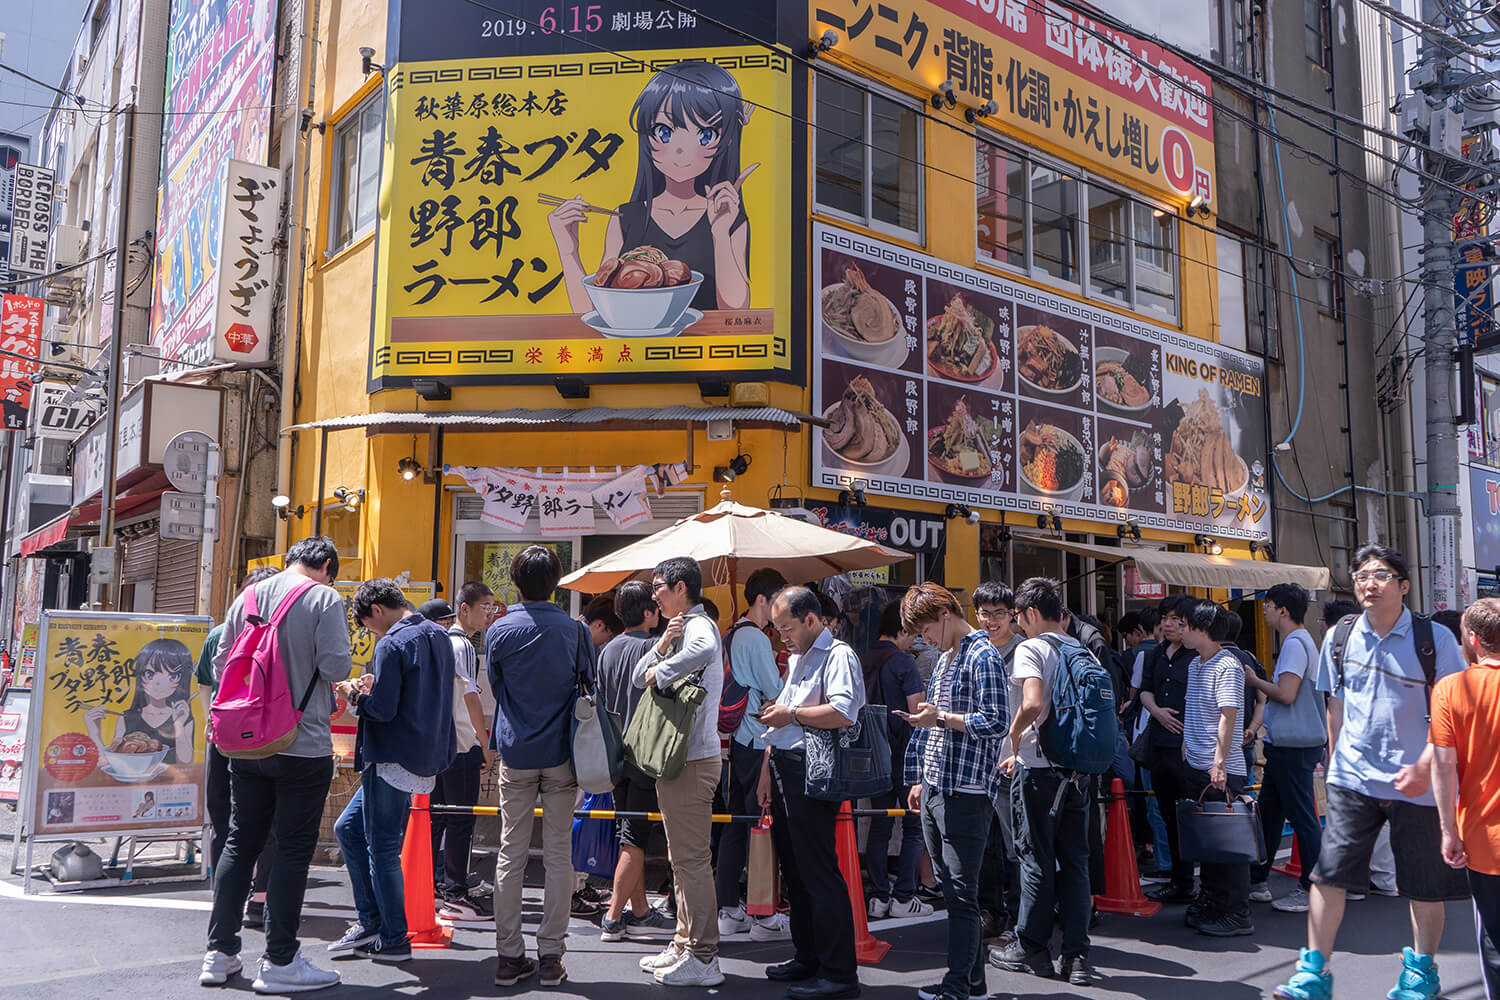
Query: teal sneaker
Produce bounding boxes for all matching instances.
[1274,948,1332,1000]
[1386,947,1441,1000]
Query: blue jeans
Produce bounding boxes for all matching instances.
[1252,744,1323,889]
[1140,770,1172,872]
[866,786,924,902]
[335,768,413,947]
[922,787,991,996]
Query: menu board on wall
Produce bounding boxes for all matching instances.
[812,223,1271,541]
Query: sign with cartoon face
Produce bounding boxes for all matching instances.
[372,2,797,387]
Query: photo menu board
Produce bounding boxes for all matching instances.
[812,223,1271,541]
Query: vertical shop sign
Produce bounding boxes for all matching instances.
[212,160,281,364]
[150,0,278,368]
[7,163,54,276]
[0,294,44,429]
[0,689,30,802]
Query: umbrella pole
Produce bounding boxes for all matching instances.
[730,561,739,623]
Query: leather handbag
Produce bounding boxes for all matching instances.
[804,704,893,802]
[1176,785,1267,865]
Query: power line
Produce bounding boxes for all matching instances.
[453,0,1454,308]
[0,61,86,106]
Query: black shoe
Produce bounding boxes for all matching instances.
[916,883,945,906]
[1184,901,1211,929]
[767,960,819,982]
[243,899,265,929]
[1060,956,1095,987]
[989,940,1054,978]
[1198,912,1255,937]
[1146,882,1197,904]
[1089,906,1102,930]
[353,937,413,964]
[916,983,986,1000]
[570,891,599,917]
[786,978,861,1000]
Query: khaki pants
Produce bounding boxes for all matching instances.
[495,762,576,959]
[656,755,722,961]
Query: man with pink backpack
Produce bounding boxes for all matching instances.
[200,537,352,994]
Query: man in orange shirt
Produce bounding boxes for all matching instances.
[1429,598,1500,1000]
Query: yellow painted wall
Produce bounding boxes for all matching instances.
[290,19,1242,599]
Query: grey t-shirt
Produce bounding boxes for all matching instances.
[212,569,353,758]
[597,629,654,733]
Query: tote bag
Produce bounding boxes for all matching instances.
[804,704,893,802]
[570,792,620,877]
[1176,786,1267,865]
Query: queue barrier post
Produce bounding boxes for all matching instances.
[1092,777,1161,917]
[1274,835,1303,879]
[401,793,453,948]
[834,801,891,964]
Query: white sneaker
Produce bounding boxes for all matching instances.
[717,905,752,936]
[655,953,726,987]
[251,950,341,994]
[199,951,242,986]
[640,942,687,973]
[888,896,935,917]
[1273,887,1311,913]
[1249,881,1273,903]
[749,912,793,942]
[868,896,891,919]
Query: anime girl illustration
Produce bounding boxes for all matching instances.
[84,638,197,766]
[547,59,756,315]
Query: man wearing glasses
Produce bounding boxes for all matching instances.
[1274,544,1467,1000]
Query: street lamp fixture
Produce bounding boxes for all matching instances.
[333,487,365,512]
[398,456,423,481]
[932,79,957,109]
[1195,533,1223,556]
[272,495,306,521]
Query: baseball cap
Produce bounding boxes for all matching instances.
[418,598,456,622]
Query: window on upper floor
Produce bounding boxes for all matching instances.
[1305,0,1330,69]
[1243,239,1283,359]
[814,74,923,242]
[328,94,384,254]
[1315,231,1342,318]
[976,134,1178,322]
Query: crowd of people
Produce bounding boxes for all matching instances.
[190,535,1499,1000]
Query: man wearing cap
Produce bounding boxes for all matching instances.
[420,586,499,922]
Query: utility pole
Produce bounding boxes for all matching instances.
[92,103,135,611]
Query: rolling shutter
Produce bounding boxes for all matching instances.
[153,537,201,614]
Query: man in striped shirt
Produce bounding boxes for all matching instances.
[1177,599,1254,938]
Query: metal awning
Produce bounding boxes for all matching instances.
[283,406,812,434]
[1014,534,1332,593]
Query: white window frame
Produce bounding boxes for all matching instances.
[812,71,925,244]
[327,93,384,255]
[974,131,1179,322]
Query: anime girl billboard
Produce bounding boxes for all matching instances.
[373,39,793,385]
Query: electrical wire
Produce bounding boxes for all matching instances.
[1266,105,1308,449]
[0,247,117,291]
[452,0,1457,307]
[0,61,86,106]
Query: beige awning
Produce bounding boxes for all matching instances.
[1013,534,1331,593]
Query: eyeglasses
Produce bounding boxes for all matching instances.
[651,580,668,593]
[1352,569,1400,584]
[976,607,1014,621]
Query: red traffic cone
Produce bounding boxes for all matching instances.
[401,793,453,948]
[834,801,891,964]
[1274,835,1303,879]
[1093,778,1162,917]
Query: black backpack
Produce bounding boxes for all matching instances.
[717,621,762,737]
[1329,613,1438,719]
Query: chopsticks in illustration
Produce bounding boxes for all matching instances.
[536,193,617,216]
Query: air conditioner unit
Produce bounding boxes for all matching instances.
[50,225,87,269]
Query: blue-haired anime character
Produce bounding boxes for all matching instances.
[548,59,755,313]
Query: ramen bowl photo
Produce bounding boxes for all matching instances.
[583,270,703,332]
[101,745,170,779]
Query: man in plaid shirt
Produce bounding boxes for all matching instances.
[899,583,1009,1000]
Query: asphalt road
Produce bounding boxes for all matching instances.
[0,805,1487,999]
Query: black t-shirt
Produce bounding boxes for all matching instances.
[1141,642,1198,748]
[1224,643,1268,727]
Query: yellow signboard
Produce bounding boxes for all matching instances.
[372,45,794,385]
[29,612,211,835]
[812,0,1214,204]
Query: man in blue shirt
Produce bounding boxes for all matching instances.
[330,579,456,965]
[487,546,595,990]
[715,568,792,940]
[1275,545,1468,1000]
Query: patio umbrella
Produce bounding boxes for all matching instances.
[558,494,910,596]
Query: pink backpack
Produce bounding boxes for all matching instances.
[209,578,320,759]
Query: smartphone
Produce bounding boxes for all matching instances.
[891,709,912,720]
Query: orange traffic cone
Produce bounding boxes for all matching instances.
[1274,835,1303,879]
[1093,777,1162,917]
[401,793,453,948]
[834,801,891,964]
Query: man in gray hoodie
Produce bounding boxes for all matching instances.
[200,536,352,995]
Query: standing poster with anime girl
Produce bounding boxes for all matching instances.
[29,613,210,835]
[546,60,757,332]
